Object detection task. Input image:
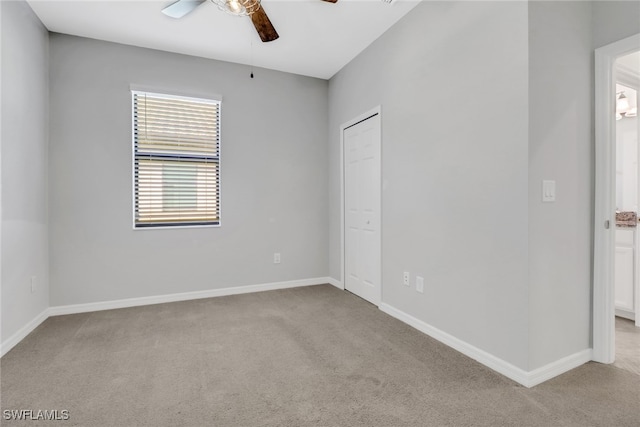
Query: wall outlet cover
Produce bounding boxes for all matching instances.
[542,180,556,202]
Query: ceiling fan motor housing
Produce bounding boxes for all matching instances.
[212,0,261,17]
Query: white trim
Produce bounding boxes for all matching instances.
[132,223,221,231]
[49,277,331,316]
[379,303,591,388]
[2,278,332,356]
[0,0,3,363]
[340,105,382,306]
[615,308,635,321]
[327,277,344,290]
[129,85,222,103]
[131,90,136,229]
[526,349,593,388]
[1,309,49,357]
[379,303,529,386]
[131,89,221,106]
[130,89,223,230]
[339,115,345,295]
[594,33,640,364]
[3,281,592,387]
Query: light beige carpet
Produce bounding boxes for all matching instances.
[615,316,640,376]
[1,285,639,426]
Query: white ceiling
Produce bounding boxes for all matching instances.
[617,51,640,76]
[27,0,420,79]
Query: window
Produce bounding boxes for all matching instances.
[132,91,220,228]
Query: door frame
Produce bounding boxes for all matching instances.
[340,105,382,306]
[593,33,640,364]
[616,62,640,326]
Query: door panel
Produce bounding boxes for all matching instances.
[344,113,381,305]
[615,246,635,312]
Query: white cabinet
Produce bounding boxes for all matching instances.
[615,228,636,320]
[615,247,635,312]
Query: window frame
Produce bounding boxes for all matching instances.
[131,89,222,230]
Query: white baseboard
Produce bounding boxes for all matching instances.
[526,348,593,387]
[327,277,344,290]
[379,303,530,386]
[1,309,49,357]
[4,281,591,388]
[379,302,591,388]
[49,277,332,316]
[2,278,332,356]
[615,308,635,321]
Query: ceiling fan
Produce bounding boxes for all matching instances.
[162,0,338,43]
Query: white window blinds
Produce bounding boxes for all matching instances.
[133,91,221,228]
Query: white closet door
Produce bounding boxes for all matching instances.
[344,113,381,305]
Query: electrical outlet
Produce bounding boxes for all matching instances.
[403,272,410,286]
[542,180,556,202]
[416,276,424,293]
[274,253,281,264]
[31,276,37,293]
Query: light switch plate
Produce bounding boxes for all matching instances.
[416,276,424,293]
[542,180,556,202]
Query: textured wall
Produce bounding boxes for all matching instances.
[328,1,530,369]
[48,35,329,306]
[527,0,594,370]
[1,0,50,341]
[592,1,640,49]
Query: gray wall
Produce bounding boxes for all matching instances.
[592,1,640,49]
[48,35,329,306]
[5,0,639,375]
[527,0,594,370]
[329,0,640,373]
[1,0,50,340]
[328,1,531,369]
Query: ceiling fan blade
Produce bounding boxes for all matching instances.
[250,6,279,43]
[322,0,338,3]
[162,0,206,19]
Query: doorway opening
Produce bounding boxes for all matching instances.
[612,52,640,375]
[594,34,640,366]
